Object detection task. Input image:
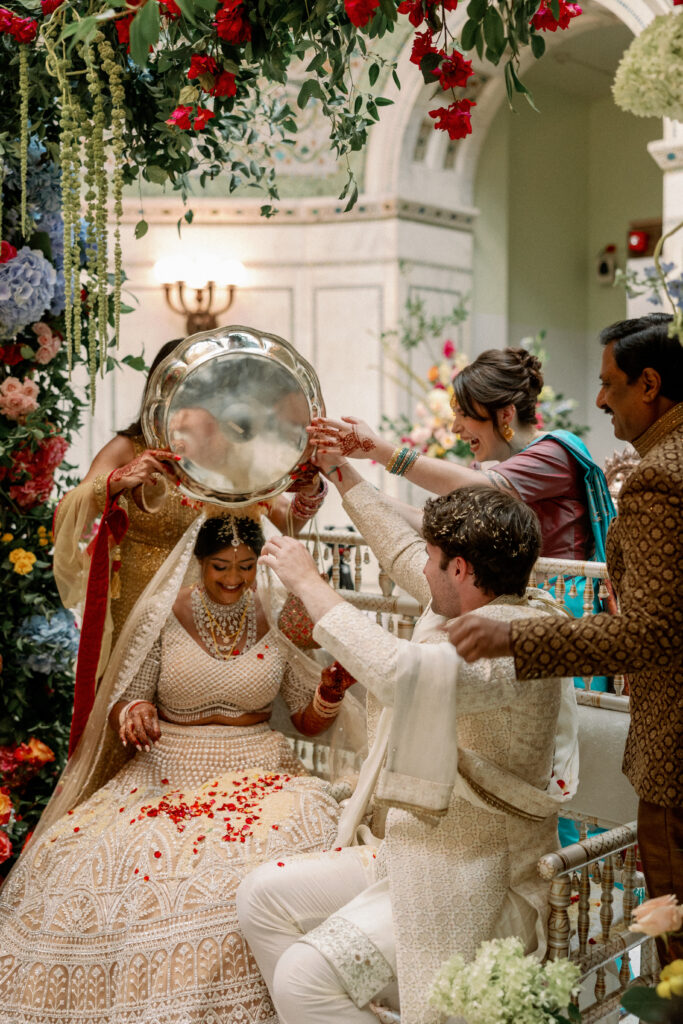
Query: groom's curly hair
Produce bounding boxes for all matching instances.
[422,486,541,597]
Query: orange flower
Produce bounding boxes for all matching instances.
[427,365,439,383]
[0,788,11,825]
[25,737,55,765]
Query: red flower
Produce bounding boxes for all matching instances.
[188,53,218,79]
[9,16,38,42]
[0,241,17,263]
[531,0,581,31]
[193,106,215,130]
[398,0,427,27]
[116,13,134,46]
[428,98,475,140]
[0,344,24,366]
[442,339,455,358]
[211,70,237,97]
[410,29,437,66]
[158,0,181,18]
[433,51,474,90]
[214,0,251,44]
[166,105,194,129]
[344,0,380,27]
[0,8,12,31]
[0,830,12,865]
[40,0,63,14]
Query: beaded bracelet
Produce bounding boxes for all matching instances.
[291,478,329,520]
[387,446,420,477]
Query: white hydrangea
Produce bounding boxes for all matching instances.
[429,937,580,1024]
[613,14,683,121]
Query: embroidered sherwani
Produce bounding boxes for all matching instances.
[238,481,573,1024]
[509,402,683,952]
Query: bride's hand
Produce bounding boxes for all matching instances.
[108,449,181,497]
[311,448,348,480]
[120,701,161,751]
[307,416,380,460]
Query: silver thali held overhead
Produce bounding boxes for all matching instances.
[141,325,325,506]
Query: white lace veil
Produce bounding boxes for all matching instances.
[33,511,367,842]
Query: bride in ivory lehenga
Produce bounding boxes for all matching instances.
[0,510,363,1024]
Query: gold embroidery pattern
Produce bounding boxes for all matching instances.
[511,417,683,806]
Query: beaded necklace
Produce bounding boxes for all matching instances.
[191,585,256,659]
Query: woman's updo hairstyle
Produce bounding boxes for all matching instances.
[194,516,265,560]
[452,347,544,427]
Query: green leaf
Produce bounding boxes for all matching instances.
[192,0,217,11]
[460,18,479,51]
[306,51,326,73]
[419,50,441,84]
[483,6,505,63]
[129,0,160,68]
[620,988,672,1023]
[184,209,194,224]
[375,96,393,106]
[134,219,149,239]
[145,164,168,184]
[368,62,380,86]
[530,33,545,58]
[297,78,323,108]
[173,0,198,22]
[567,1004,581,1023]
[509,63,539,110]
[344,180,358,212]
[466,0,488,20]
[550,0,560,19]
[392,68,401,89]
[122,355,147,371]
[20,346,34,359]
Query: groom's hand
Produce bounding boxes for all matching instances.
[260,536,343,623]
[260,536,320,594]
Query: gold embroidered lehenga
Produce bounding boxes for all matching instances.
[0,516,355,1024]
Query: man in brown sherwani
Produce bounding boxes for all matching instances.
[448,313,683,955]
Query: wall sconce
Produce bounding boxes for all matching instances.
[153,254,247,334]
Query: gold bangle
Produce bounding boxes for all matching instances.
[386,447,404,474]
[312,689,342,719]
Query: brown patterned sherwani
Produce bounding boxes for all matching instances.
[510,403,683,944]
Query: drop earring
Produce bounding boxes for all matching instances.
[501,424,515,443]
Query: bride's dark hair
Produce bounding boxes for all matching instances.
[194,517,265,559]
[452,348,544,426]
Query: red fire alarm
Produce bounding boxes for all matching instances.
[628,230,650,255]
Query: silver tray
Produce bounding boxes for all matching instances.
[141,325,325,506]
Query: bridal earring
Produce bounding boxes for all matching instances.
[501,424,515,443]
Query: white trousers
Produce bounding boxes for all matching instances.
[237,846,399,1024]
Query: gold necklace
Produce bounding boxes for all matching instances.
[196,587,252,659]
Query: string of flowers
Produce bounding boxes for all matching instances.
[19,44,29,237]
[99,35,125,348]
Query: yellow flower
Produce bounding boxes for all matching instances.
[656,980,672,999]
[1,533,13,543]
[670,975,683,997]
[661,960,683,980]
[8,548,36,575]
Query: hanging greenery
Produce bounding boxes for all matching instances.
[0,0,582,401]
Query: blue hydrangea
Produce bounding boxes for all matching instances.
[38,211,66,316]
[0,247,57,339]
[19,609,79,675]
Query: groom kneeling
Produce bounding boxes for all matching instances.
[238,486,576,1024]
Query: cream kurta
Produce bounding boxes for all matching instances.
[312,481,570,1024]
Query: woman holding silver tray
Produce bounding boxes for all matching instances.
[0,329,361,1024]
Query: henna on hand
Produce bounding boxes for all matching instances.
[338,427,375,457]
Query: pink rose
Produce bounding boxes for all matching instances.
[0,376,39,421]
[31,321,52,340]
[630,895,683,937]
[34,335,61,364]
[443,339,455,359]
